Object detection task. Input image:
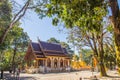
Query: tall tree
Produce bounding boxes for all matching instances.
[109,0,120,73]
[67,25,110,76]
[9,26,29,73]
[0,22,29,78]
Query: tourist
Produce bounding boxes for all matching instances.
[16,68,20,80]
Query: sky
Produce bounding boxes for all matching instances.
[20,11,68,43]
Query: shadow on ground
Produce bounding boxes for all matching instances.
[106,75,120,78]
[3,73,37,80]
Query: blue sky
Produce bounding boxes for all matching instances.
[20,11,68,42]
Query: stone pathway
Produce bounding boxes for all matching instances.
[2,70,120,80]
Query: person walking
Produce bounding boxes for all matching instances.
[16,68,20,80]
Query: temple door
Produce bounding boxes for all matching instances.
[54,58,57,68]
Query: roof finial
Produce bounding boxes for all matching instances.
[28,38,32,43]
[37,36,40,41]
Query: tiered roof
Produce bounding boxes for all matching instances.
[28,40,69,58]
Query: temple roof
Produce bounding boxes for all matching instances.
[39,41,63,52]
[29,40,68,58]
[31,42,41,51]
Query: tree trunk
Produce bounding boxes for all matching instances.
[114,26,120,73]
[109,0,120,73]
[0,70,3,79]
[98,29,107,76]
[11,46,17,74]
[99,60,107,76]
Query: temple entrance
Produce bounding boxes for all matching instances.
[54,58,57,68]
[60,59,63,67]
[47,58,51,67]
[64,60,68,67]
[39,60,44,67]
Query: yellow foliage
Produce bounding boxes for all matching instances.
[71,60,87,69]
[93,57,98,67]
[71,54,90,70]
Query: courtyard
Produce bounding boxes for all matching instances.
[4,70,120,80]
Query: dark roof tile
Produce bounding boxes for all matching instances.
[31,42,41,51]
[30,40,69,58]
[39,41,63,52]
[34,51,44,55]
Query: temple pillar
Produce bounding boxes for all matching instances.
[36,60,38,68]
[58,58,60,69]
[68,60,70,67]
[45,59,47,67]
[33,60,36,68]
[63,59,65,67]
[43,60,45,67]
[51,57,54,70]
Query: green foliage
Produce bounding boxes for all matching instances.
[0,0,12,37]
[35,0,107,32]
[0,0,12,51]
[104,44,116,69]
[0,0,30,70]
[47,37,60,43]
[0,23,29,70]
[0,50,12,70]
[10,25,29,52]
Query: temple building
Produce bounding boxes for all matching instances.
[24,39,70,73]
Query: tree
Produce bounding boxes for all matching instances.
[109,0,120,73]
[0,24,29,79]
[0,22,29,78]
[67,25,110,76]
[47,37,60,43]
[9,26,29,73]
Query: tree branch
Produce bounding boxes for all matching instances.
[0,0,31,44]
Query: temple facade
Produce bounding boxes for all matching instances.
[24,39,70,73]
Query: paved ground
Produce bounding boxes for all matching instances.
[2,70,120,80]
